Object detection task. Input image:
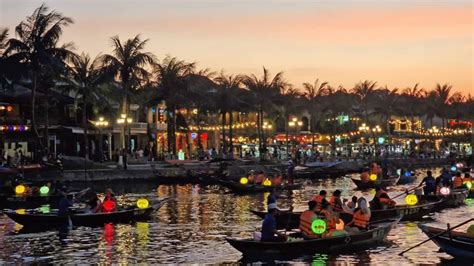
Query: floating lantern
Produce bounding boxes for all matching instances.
[369,174,378,181]
[405,194,418,205]
[39,186,49,195]
[405,171,411,177]
[464,181,472,190]
[440,187,451,196]
[311,219,327,235]
[240,177,248,185]
[136,198,149,209]
[103,200,116,212]
[15,209,26,215]
[450,166,457,172]
[15,185,26,194]
[263,178,272,186]
[456,163,463,169]
[335,219,345,231]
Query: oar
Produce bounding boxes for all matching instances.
[392,185,425,200]
[399,218,474,256]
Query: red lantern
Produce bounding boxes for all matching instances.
[201,132,208,140]
[103,200,116,212]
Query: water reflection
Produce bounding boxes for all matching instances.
[0,168,472,264]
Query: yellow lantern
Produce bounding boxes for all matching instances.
[440,187,450,196]
[405,194,418,205]
[15,185,26,195]
[240,177,248,185]
[263,178,272,186]
[136,198,149,209]
[464,181,472,190]
[335,218,345,231]
[369,174,378,181]
[15,209,26,215]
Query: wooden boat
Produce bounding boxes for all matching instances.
[351,176,400,189]
[417,189,468,210]
[418,224,474,259]
[0,188,90,209]
[4,198,168,228]
[226,217,400,258]
[294,167,349,179]
[250,200,442,230]
[220,180,302,193]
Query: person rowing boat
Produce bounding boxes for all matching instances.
[370,187,396,210]
[261,203,287,242]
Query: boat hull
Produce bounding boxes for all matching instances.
[226,218,399,258]
[419,224,474,259]
[220,181,302,193]
[351,177,400,189]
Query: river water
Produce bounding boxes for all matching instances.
[0,168,473,264]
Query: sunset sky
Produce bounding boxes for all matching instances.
[1,0,473,95]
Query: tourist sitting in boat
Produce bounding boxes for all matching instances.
[312,190,327,213]
[319,201,339,238]
[360,167,370,183]
[343,196,358,213]
[439,168,452,187]
[247,170,256,184]
[88,192,102,213]
[329,190,344,215]
[452,172,463,189]
[370,163,382,178]
[261,203,287,242]
[370,187,395,210]
[346,197,371,232]
[102,188,117,212]
[419,170,436,195]
[271,174,283,186]
[299,200,319,239]
[58,194,73,216]
[255,171,265,185]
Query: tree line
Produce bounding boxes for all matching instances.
[1,4,472,159]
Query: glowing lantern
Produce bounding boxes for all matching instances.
[369,174,378,181]
[450,166,457,172]
[467,225,474,237]
[15,185,26,194]
[405,171,411,177]
[440,187,451,196]
[405,194,418,205]
[15,209,26,215]
[136,198,149,209]
[39,186,49,195]
[464,181,472,190]
[240,177,249,185]
[263,178,272,186]
[396,169,401,176]
[456,163,463,169]
[335,219,345,231]
[40,205,50,214]
[103,200,116,212]
[311,219,327,235]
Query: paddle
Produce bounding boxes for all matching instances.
[398,217,474,256]
[392,185,425,200]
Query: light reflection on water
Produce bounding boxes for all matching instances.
[0,168,472,264]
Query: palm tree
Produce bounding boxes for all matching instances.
[0,28,9,85]
[214,72,245,158]
[100,34,155,152]
[243,67,287,155]
[154,56,195,156]
[6,4,74,156]
[274,86,301,158]
[62,52,112,160]
[402,83,425,130]
[351,80,378,124]
[434,83,454,133]
[303,78,329,145]
[375,87,401,142]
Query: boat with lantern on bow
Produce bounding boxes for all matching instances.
[351,176,400,189]
[0,187,90,209]
[251,197,448,230]
[219,180,302,193]
[226,216,400,259]
[4,198,168,228]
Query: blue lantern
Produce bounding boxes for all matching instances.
[450,166,457,172]
[405,171,411,177]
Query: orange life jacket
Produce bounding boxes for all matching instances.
[320,210,337,238]
[272,175,283,186]
[352,209,370,229]
[329,196,343,213]
[380,197,396,207]
[312,195,325,212]
[255,174,265,184]
[361,172,369,182]
[453,176,463,188]
[463,177,472,183]
[299,210,318,238]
